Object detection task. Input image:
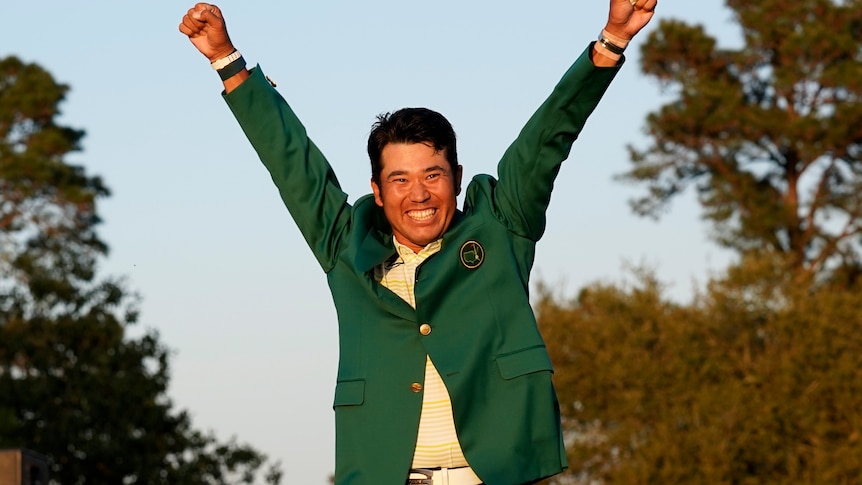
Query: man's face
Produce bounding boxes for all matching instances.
[371,142,462,253]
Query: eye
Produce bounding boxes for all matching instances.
[427,173,441,180]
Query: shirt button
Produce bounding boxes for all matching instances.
[411,383,423,393]
[419,323,432,336]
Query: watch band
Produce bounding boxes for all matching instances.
[217,56,247,81]
[597,34,625,56]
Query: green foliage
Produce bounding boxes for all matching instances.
[619,0,862,284]
[537,266,862,484]
[0,56,281,484]
[538,3,862,481]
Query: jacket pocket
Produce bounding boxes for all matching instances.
[496,346,554,380]
[333,379,366,407]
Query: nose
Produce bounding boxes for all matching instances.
[409,180,430,202]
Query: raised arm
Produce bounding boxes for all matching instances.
[593,0,658,66]
[491,0,657,241]
[178,4,352,272]
[178,3,250,93]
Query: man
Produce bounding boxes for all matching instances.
[179,2,656,484]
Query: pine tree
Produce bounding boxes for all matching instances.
[0,56,281,485]
[620,0,862,286]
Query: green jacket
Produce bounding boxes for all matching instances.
[224,44,619,485]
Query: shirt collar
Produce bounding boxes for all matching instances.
[393,237,442,261]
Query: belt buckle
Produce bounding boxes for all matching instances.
[406,468,434,485]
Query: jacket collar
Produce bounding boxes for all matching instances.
[353,197,395,272]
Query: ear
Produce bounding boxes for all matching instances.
[454,164,464,196]
[371,178,384,207]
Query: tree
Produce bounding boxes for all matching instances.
[536,5,862,480]
[0,56,282,484]
[537,265,862,484]
[619,0,862,286]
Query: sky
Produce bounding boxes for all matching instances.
[2,1,742,483]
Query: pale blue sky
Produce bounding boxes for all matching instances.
[3,2,740,483]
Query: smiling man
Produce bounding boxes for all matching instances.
[368,109,464,254]
[180,2,656,484]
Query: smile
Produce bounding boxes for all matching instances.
[407,209,436,221]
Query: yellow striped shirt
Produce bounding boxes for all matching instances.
[375,238,469,469]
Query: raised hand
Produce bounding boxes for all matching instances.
[179,3,235,62]
[606,0,658,40]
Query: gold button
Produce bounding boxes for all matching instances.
[411,383,423,393]
[419,323,432,336]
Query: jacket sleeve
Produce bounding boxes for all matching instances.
[493,43,621,241]
[223,67,350,272]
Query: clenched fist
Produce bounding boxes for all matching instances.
[179,3,235,63]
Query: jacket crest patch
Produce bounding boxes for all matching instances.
[459,240,485,270]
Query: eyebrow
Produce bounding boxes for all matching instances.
[385,165,448,180]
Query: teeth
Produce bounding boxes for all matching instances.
[408,209,435,221]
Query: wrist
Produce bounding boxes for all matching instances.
[214,53,247,81]
[594,29,630,63]
[208,46,238,65]
[599,29,630,51]
[601,25,633,43]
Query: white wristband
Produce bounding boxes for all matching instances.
[600,30,630,51]
[594,42,621,62]
[211,50,242,70]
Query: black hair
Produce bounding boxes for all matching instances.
[367,107,458,186]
